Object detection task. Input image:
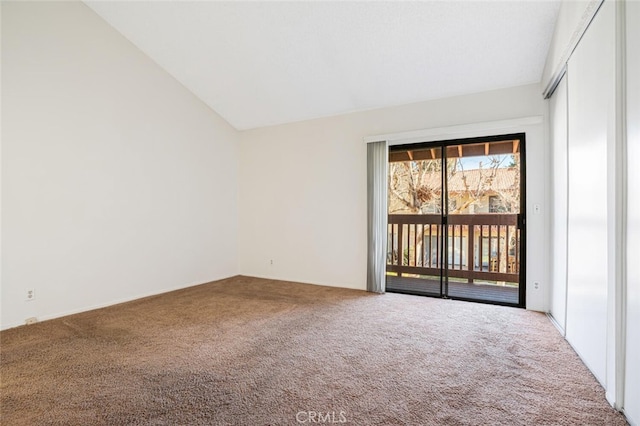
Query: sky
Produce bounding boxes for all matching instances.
[457,154,513,171]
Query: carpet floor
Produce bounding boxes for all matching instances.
[0,276,628,425]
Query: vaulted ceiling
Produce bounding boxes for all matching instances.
[85,1,561,130]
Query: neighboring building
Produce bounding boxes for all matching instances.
[389,166,520,215]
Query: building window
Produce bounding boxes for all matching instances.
[489,196,510,213]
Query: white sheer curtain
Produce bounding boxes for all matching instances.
[367,140,388,293]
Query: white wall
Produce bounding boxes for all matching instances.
[239,84,549,311]
[624,0,640,422]
[1,2,239,330]
[549,75,568,333]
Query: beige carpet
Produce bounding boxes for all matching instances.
[0,276,627,425]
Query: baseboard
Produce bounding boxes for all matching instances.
[238,273,365,291]
[0,274,241,331]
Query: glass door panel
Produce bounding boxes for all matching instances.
[445,139,522,304]
[386,147,443,297]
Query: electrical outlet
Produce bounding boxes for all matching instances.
[25,317,38,325]
[270,259,274,266]
[534,282,539,290]
[26,289,36,301]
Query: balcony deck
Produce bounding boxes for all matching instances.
[386,213,523,305]
[386,275,519,305]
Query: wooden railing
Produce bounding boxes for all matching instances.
[387,214,521,283]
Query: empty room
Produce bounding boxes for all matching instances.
[1,0,638,424]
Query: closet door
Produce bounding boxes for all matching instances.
[565,1,614,386]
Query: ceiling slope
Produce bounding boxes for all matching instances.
[85,1,561,130]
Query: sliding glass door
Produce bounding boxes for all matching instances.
[386,134,526,307]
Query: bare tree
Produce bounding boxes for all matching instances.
[490,155,520,213]
[388,159,441,214]
[389,155,519,215]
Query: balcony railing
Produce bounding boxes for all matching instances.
[387,214,521,284]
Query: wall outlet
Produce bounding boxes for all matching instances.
[270,259,274,266]
[26,288,36,301]
[25,317,38,325]
[534,282,540,290]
